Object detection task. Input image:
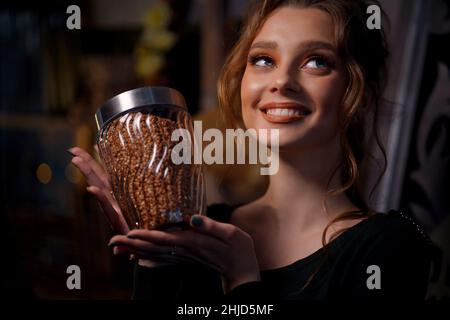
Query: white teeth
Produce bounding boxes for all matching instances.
[266,108,304,117]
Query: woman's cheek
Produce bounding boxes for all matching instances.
[305,75,344,119]
[241,72,264,128]
[241,72,265,104]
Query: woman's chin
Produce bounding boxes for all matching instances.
[262,134,310,151]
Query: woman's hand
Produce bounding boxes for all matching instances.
[109,214,261,293]
[68,146,129,234]
[69,146,179,267]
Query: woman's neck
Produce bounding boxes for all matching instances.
[260,141,357,233]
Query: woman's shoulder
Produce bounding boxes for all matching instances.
[357,210,433,247]
[333,210,435,300]
[340,210,436,268]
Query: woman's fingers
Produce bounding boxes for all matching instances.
[86,184,122,215]
[126,229,177,245]
[126,229,225,250]
[125,229,228,269]
[109,235,170,254]
[68,146,127,233]
[109,235,221,271]
[69,147,111,189]
[87,186,129,234]
[130,248,204,267]
[71,156,105,189]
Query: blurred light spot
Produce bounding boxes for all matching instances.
[65,163,81,184]
[37,163,52,184]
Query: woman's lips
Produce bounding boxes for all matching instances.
[259,102,311,124]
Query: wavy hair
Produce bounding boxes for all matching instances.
[217,0,389,292]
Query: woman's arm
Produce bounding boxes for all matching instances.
[129,204,272,303]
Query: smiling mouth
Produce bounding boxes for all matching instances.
[260,103,311,124]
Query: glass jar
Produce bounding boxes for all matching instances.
[95,87,205,230]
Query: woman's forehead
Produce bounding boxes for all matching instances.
[251,6,335,49]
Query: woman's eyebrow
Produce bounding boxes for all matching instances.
[250,40,278,50]
[300,40,336,53]
[249,40,336,53]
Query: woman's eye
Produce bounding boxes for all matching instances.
[249,55,275,68]
[303,57,329,69]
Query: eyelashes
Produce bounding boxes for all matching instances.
[304,56,333,69]
[247,53,334,71]
[248,54,275,68]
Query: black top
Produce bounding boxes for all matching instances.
[132,203,434,302]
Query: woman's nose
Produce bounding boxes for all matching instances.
[269,65,300,94]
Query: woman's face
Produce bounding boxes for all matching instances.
[241,7,346,150]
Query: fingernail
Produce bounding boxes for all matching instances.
[67,148,74,156]
[191,215,203,228]
[108,241,119,247]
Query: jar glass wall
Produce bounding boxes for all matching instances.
[95,87,205,230]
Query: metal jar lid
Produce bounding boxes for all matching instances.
[95,86,187,130]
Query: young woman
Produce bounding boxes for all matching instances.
[69,0,433,301]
